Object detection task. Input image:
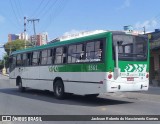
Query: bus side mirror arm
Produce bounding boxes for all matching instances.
[114,41,121,79]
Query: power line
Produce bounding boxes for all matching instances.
[31,0,45,18]
[17,0,24,17]
[14,0,23,19]
[34,0,51,18]
[38,0,59,31]
[0,2,21,31]
[9,0,21,29]
[27,0,50,35]
[39,0,64,31]
[43,0,68,31]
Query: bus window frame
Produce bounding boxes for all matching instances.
[11,37,106,67]
[46,48,54,65]
[54,46,67,65]
[112,34,148,61]
[81,38,105,64]
[32,51,41,66]
[16,54,23,67]
[67,43,85,63]
[9,55,17,72]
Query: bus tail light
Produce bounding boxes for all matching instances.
[108,74,112,79]
[146,73,149,78]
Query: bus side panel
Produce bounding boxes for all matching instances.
[23,66,39,88]
[63,72,106,95]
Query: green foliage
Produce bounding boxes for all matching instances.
[0,60,3,70]
[4,39,32,55]
[0,54,9,69]
[0,54,9,70]
[2,40,32,69]
[3,54,9,68]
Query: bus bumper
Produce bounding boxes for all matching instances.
[106,81,149,92]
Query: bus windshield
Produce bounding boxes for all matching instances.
[113,35,148,61]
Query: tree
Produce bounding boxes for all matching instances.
[4,39,32,55]
[0,54,8,69]
[0,60,3,70]
[3,39,32,69]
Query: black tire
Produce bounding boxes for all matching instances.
[18,78,25,92]
[54,80,65,99]
[85,94,99,98]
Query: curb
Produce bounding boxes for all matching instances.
[0,74,9,77]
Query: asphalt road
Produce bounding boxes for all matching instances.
[0,74,160,124]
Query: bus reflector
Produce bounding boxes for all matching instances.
[108,74,112,79]
[146,73,149,78]
[100,81,103,84]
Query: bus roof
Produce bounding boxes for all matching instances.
[11,31,110,55]
[10,30,145,55]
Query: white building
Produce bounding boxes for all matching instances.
[18,33,29,41]
[29,32,48,46]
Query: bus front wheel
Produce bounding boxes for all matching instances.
[54,80,65,99]
[18,78,25,92]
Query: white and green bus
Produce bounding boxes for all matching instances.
[9,30,149,99]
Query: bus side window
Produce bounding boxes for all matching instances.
[86,39,103,61]
[22,53,27,66]
[32,52,37,66]
[54,47,63,64]
[52,48,56,64]
[63,46,67,63]
[38,52,41,65]
[68,45,76,63]
[68,44,84,63]
[27,52,32,66]
[10,55,16,72]
[41,50,47,65]
[47,49,53,65]
[86,42,94,60]
[16,54,22,66]
[76,44,84,61]
[34,51,40,66]
[94,40,103,60]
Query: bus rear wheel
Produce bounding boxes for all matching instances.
[54,80,65,99]
[18,78,25,92]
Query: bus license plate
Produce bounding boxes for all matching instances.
[127,77,134,81]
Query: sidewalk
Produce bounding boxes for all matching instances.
[0,74,9,80]
[140,86,160,95]
[106,86,160,102]
[0,73,9,77]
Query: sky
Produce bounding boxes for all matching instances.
[0,0,160,59]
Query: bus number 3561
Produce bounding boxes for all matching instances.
[88,65,98,71]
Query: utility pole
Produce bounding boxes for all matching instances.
[27,18,40,46]
[143,26,146,34]
[24,17,27,49]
